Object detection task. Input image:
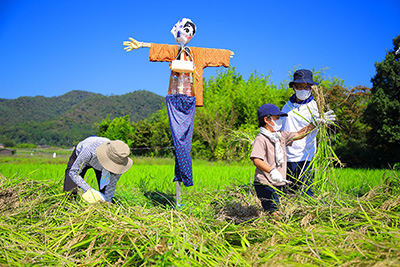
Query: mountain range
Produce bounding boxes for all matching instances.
[0,90,165,146]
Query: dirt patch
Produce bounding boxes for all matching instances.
[0,172,21,212]
[218,202,260,224]
[214,186,261,224]
[0,187,20,212]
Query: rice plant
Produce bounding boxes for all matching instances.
[1,167,400,266]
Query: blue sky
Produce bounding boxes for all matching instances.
[0,0,399,99]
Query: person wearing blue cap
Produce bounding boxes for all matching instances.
[250,103,318,217]
[281,69,335,197]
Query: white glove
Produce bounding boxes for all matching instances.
[82,188,106,204]
[123,37,142,51]
[316,110,336,125]
[270,168,284,183]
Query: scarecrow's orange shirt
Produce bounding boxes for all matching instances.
[149,43,231,107]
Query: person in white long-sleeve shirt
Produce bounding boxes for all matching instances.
[64,136,133,202]
[281,69,320,197]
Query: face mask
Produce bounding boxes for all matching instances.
[268,118,283,132]
[295,89,312,101]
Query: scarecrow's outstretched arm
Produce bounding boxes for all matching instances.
[123,37,151,52]
[123,37,234,57]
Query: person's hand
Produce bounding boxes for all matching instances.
[82,188,106,204]
[123,37,142,51]
[270,168,284,183]
[316,110,336,125]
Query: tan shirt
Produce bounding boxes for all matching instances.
[149,43,231,107]
[250,131,296,186]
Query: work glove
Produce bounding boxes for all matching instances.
[269,168,284,183]
[123,37,142,51]
[82,188,106,204]
[315,110,336,125]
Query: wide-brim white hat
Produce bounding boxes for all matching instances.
[97,140,133,174]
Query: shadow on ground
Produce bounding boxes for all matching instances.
[144,191,175,208]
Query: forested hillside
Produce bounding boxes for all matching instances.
[0,90,165,146]
[0,90,101,125]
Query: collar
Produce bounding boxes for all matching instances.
[289,93,314,104]
[260,127,281,141]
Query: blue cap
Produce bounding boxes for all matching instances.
[257,104,287,118]
[289,69,319,88]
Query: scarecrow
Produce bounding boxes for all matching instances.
[123,18,234,207]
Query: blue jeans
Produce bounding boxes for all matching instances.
[286,161,314,197]
[254,184,283,213]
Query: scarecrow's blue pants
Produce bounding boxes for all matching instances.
[166,94,196,187]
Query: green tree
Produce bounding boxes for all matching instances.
[194,67,291,160]
[96,115,111,136]
[95,106,173,157]
[146,106,173,156]
[194,68,241,159]
[324,85,371,166]
[97,115,135,147]
[130,120,152,155]
[363,35,400,167]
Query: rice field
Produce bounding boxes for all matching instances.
[1,152,400,266]
[1,153,397,197]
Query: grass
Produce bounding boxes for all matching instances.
[1,154,398,198]
[327,168,400,196]
[2,115,400,266]
[1,168,400,266]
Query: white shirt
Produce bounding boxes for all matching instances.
[281,98,319,162]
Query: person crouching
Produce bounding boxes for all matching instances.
[64,136,133,203]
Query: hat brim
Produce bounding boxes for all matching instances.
[289,80,319,88]
[274,111,288,117]
[97,143,133,174]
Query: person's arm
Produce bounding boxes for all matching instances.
[123,37,234,57]
[293,123,316,140]
[252,158,284,183]
[123,37,151,51]
[252,158,274,173]
[69,153,92,192]
[292,109,337,140]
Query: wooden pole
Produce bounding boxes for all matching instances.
[176,181,181,209]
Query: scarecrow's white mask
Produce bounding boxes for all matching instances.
[171,18,196,46]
